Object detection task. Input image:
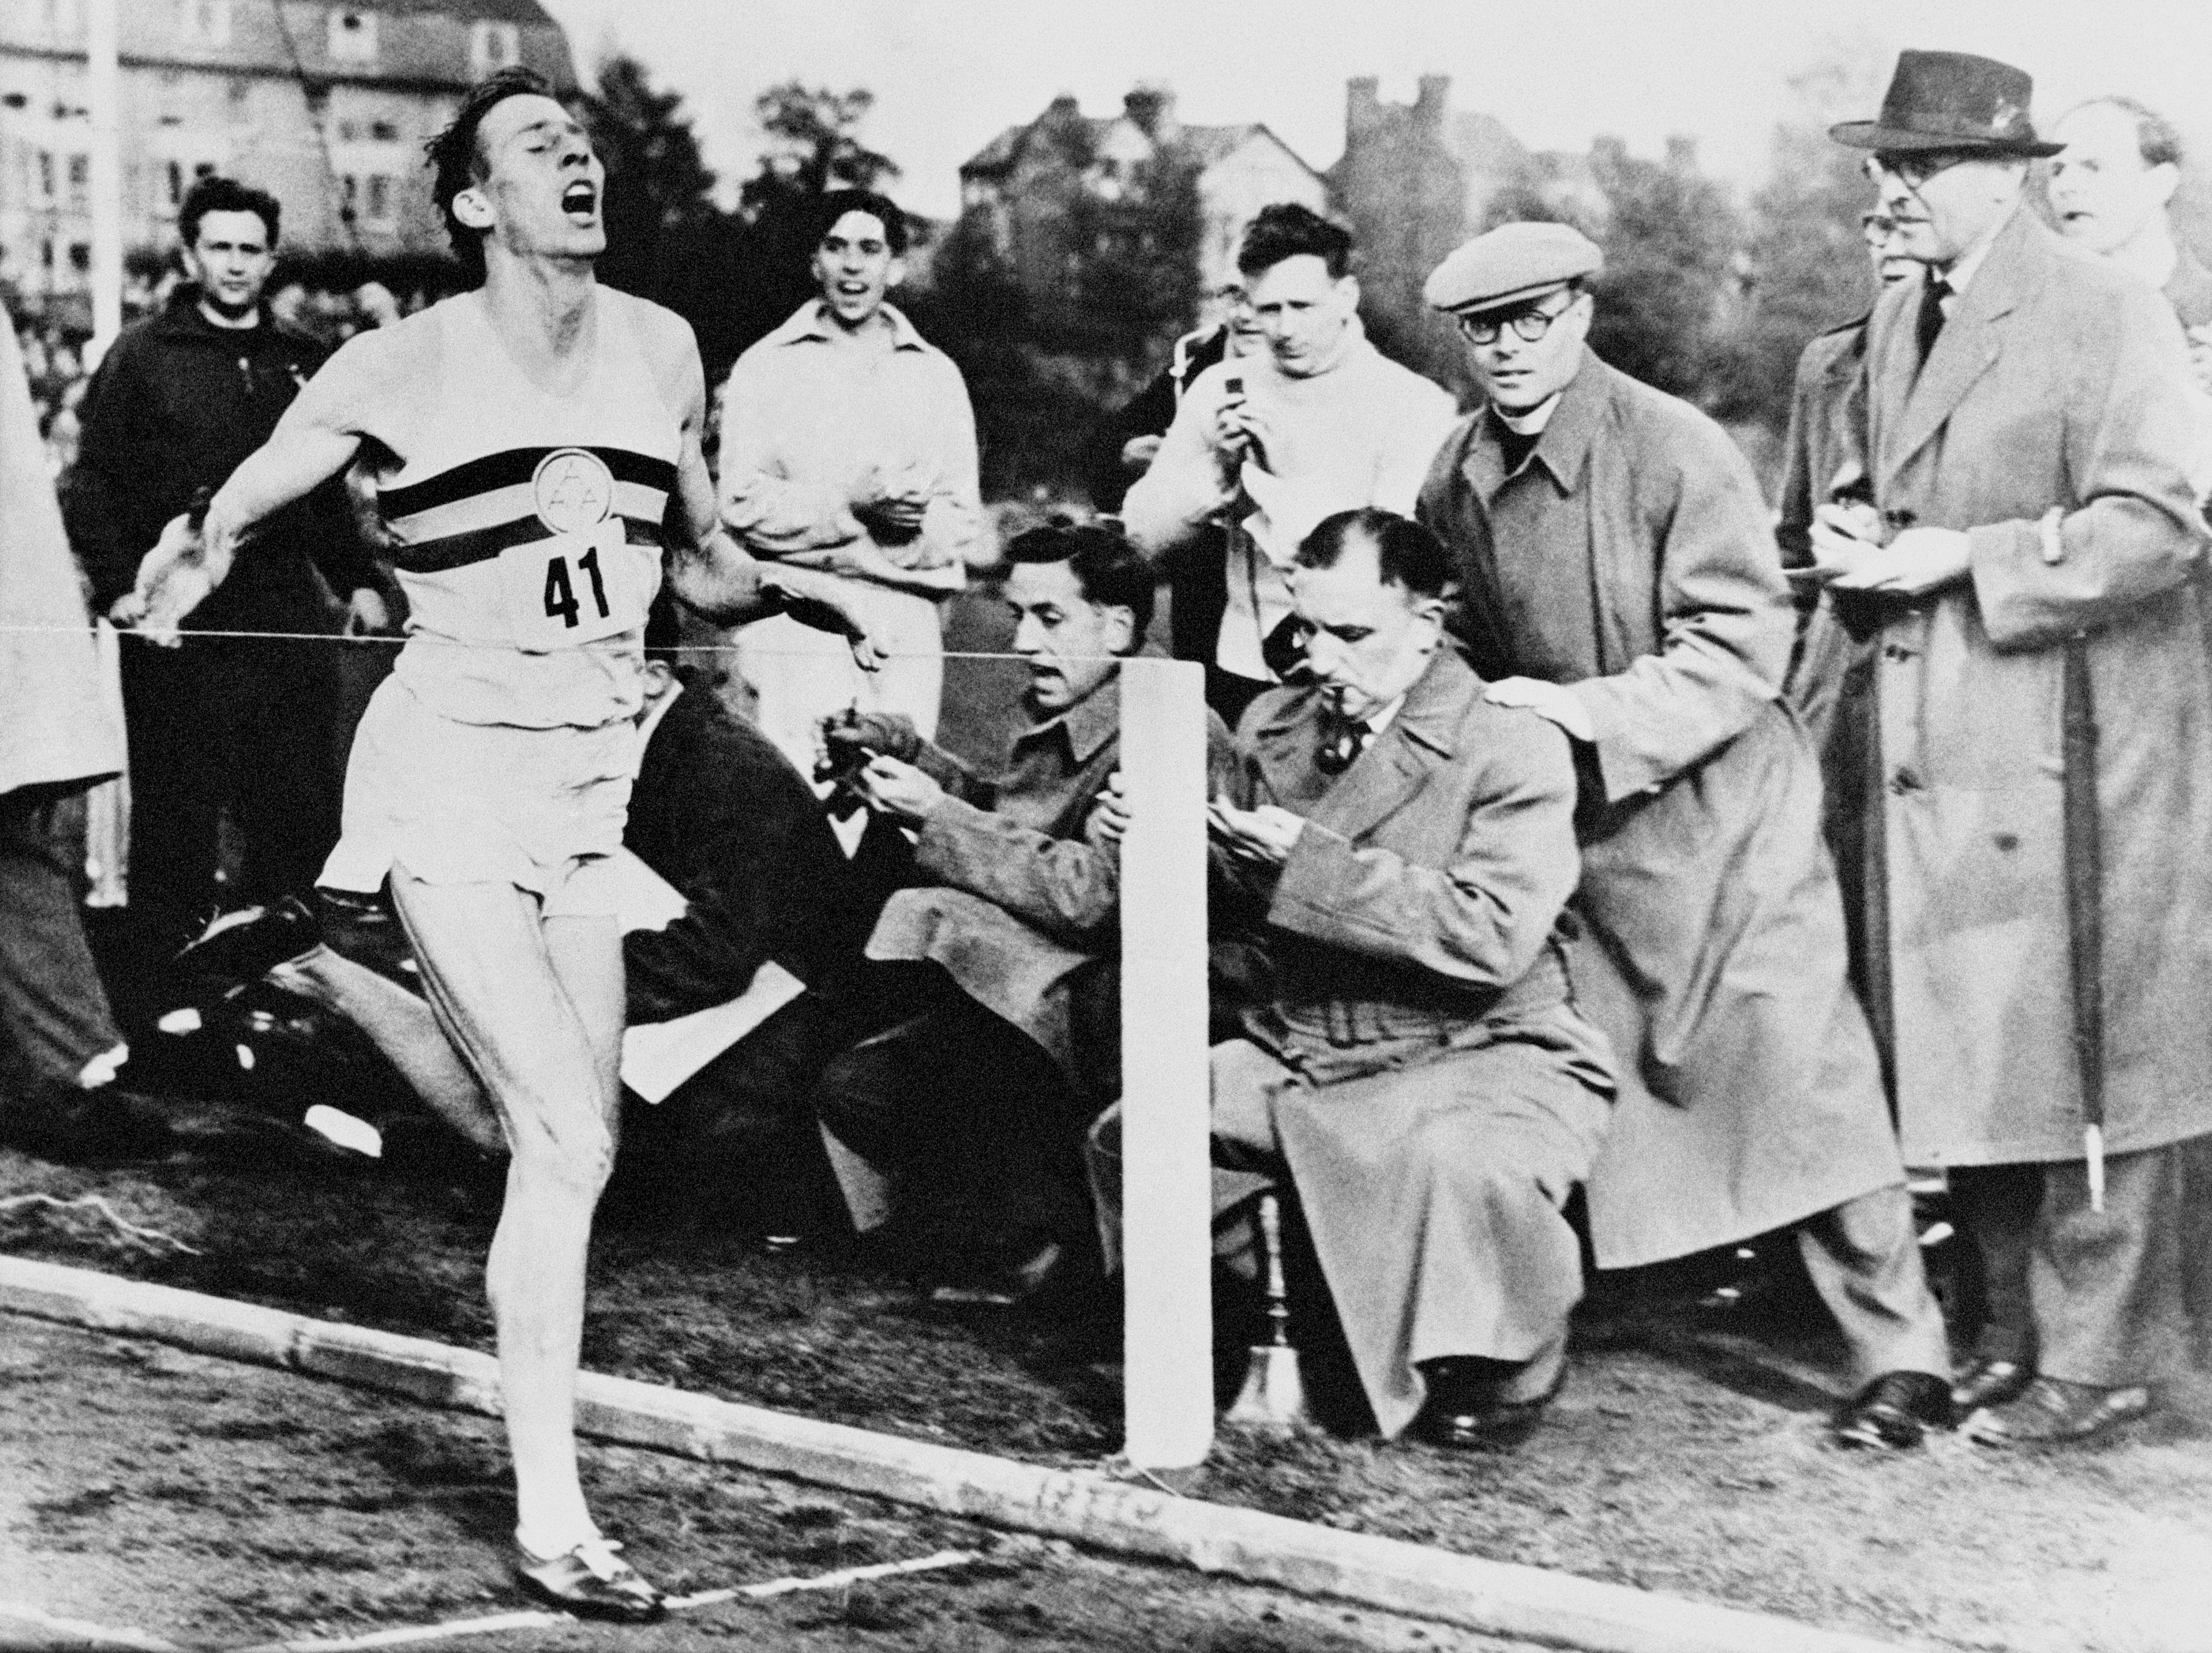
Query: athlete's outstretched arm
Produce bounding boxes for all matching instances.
[113,334,388,628]
[649,311,880,667]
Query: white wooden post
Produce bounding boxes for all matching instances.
[85,0,123,362]
[1117,655,1213,1468]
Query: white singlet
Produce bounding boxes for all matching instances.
[318,289,683,910]
[365,290,680,730]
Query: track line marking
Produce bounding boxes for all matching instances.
[238,1548,985,1650]
[666,1546,983,1609]
[0,1600,185,1651]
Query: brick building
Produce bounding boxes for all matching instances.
[0,0,575,304]
[1329,74,1607,393]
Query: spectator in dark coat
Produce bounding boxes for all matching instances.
[64,177,384,1021]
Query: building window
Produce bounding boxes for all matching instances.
[178,0,232,45]
[370,120,396,141]
[365,174,392,225]
[166,160,184,208]
[35,150,55,206]
[341,174,359,215]
[67,152,88,212]
[328,9,378,64]
[68,241,90,272]
[470,21,521,76]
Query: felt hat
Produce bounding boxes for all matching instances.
[1830,49,2062,157]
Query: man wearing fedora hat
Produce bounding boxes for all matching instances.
[1416,219,1955,1454]
[1811,50,2212,1446]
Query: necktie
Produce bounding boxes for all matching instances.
[1915,274,1952,367]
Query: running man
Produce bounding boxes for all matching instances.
[127,69,877,1620]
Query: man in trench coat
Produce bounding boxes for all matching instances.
[1417,222,1954,1450]
[1778,208,1923,1076]
[1814,52,2212,1444]
[1091,508,1616,1448]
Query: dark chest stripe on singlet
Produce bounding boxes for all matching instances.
[387,514,667,575]
[378,444,678,574]
[378,445,678,522]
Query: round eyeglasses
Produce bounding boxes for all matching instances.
[1455,296,1577,347]
[1866,150,1978,190]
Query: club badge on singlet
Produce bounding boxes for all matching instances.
[498,448,651,649]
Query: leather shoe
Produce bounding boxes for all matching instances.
[1831,1369,1954,1450]
[1410,1357,1567,1451]
[1963,1375,2151,1447]
[1951,1356,2033,1413]
[175,898,323,992]
[514,1537,665,1623]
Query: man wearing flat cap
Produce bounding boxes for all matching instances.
[1417,220,1955,1452]
[1808,51,2212,1446]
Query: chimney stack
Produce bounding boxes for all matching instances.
[1347,76,1380,139]
[1415,74,1450,133]
[1123,83,1177,141]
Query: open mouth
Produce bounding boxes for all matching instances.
[560,182,597,219]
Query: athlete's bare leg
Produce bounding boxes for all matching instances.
[387,870,624,1555]
[266,948,505,1152]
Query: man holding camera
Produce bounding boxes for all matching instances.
[1123,204,1458,726]
[811,523,1229,1298]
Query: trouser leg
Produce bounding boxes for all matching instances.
[0,788,127,1088]
[117,638,222,957]
[1796,1182,1951,1383]
[2032,1144,2184,1389]
[2177,1133,2212,1367]
[1948,1161,2041,1366]
[227,639,343,907]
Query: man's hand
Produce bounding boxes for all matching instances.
[110,510,232,644]
[1211,396,1275,473]
[761,566,882,672]
[856,755,946,823]
[1826,525,1973,597]
[344,587,393,637]
[2188,324,2212,398]
[1089,771,1129,845]
[1484,677,1596,743]
[1118,435,1163,475]
[1796,500,1889,587]
[1207,795,1304,866]
[853,462,932,540]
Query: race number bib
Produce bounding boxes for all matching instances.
[496,449,648,649]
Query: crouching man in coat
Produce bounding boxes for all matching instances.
[1092,508,1616,1447]
[1417,222,1955,1451]
[813,522,1232,1301]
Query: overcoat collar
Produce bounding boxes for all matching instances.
[1014,670,1122,767]
[1458,349,1611,504]
[1250,647,1475,842]
[1878,205,2036,482]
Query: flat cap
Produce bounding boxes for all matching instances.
[1424,222,1603,315]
